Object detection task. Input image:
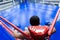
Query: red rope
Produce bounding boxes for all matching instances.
[48,9,60,35]
[0,16,31,39]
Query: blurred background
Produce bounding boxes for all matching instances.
[0,0,60,40]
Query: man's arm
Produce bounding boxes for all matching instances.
[13,30,30,39]
[52,27,56,33]
[13,30,24,39]
[45,22,56,34]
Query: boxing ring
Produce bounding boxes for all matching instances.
[0,3,60,40]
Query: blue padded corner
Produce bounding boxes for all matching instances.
[0,25,15,40]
